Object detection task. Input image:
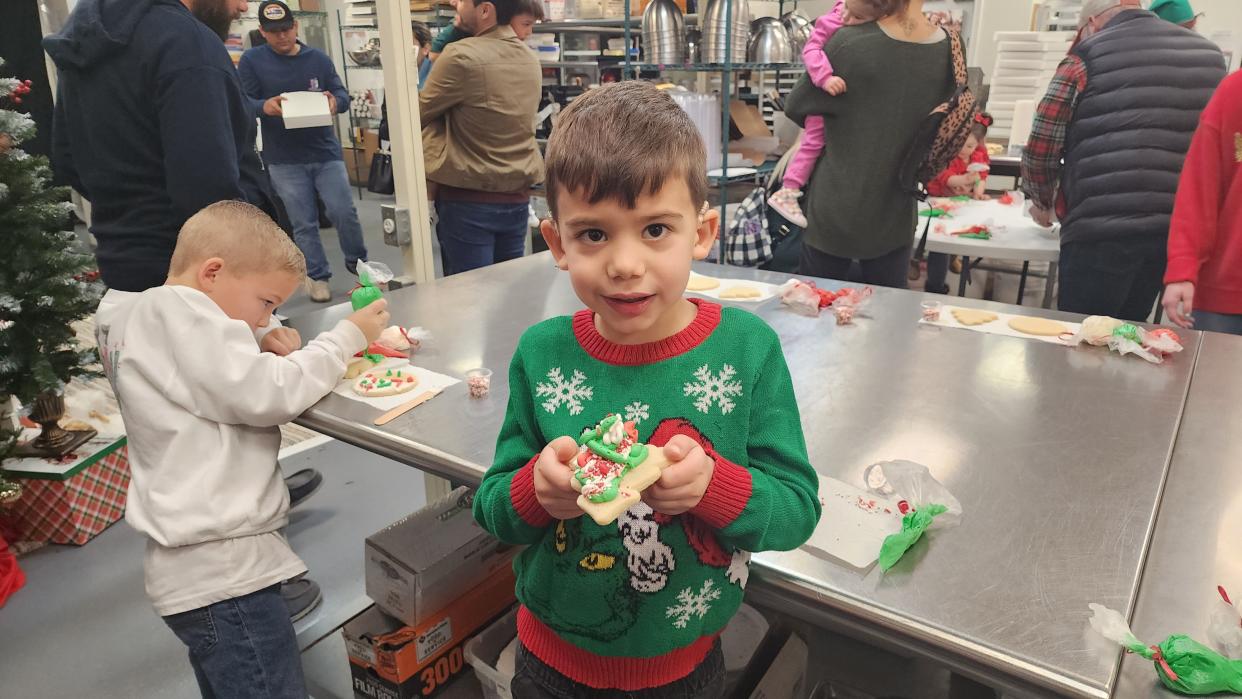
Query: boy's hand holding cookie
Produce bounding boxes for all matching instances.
[347,298,390,344]
[645,435,715,515]
[535,436,585,520]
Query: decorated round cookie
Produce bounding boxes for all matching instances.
[354,368,419,397]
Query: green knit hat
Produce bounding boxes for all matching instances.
[1149,0,1199,25]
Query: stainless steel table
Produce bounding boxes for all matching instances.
[287,253,1202,698]
[1114,331,1241,698]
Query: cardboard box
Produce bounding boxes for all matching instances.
[0,436,130,546]
[365,487,519,627]
[282,91,333,129]
[343,129,380,185]
[344,569,516,699]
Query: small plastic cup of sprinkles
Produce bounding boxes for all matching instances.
[466,368,493,398]
[921,300,942,322]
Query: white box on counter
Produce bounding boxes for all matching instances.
[281,91,333,129]
[365,486,518,627]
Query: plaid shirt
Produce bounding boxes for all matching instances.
[1020,55,1088,213]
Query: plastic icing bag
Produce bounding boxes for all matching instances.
[864,461,961,572]
[1089,603,1242,695]
[351,261,393,311]
[878,504,947,572]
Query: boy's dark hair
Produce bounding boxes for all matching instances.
[544,81,707,219]
[410,20,432,48]
[514,0,545,20]
[486,0,520,26]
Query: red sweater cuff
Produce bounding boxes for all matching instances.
[509,456,553,528]
[1163,256,1199,286]
[690,454,752,529]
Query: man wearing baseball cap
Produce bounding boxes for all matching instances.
[1149,0,1203,30]
[239,0,368,303]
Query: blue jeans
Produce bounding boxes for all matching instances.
[511,640,724,699]
[1192,310,1242,335]
[435,198,528,276]
[163,584,306,699]
[267,161,368,281]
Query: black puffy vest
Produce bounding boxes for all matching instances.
[1060,10,1225,246]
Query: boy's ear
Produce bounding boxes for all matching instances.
[692,206,720,261]
[541,220,570,270]
[197,258,226,290]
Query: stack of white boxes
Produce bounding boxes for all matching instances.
[986,31,1073,149]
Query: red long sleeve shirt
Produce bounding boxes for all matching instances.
[927,146,991,198]
[1164,70,1242,315]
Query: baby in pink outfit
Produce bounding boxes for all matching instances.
[768,0,878,227]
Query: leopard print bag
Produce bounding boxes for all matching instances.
[898,29,975,201]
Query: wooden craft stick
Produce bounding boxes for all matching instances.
[373,389,442,426]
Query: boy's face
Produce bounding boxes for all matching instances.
[511,13,537,40]
[194,259,301,332]
[541,178,719,345]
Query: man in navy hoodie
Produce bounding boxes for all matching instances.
[239,1,367,303]
[44,0,269,293]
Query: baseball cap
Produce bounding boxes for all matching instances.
[1149,0,1200,25]
[258,0,296,31]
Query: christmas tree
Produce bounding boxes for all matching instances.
[0,57,102,497]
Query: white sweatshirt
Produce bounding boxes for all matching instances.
[96,286,366,615]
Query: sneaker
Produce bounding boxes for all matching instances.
[285,468,324,510]
[306,278,331,303]
[767,187,808,228]
[282,574,323,623]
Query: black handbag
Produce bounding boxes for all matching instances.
[367,151,394,195]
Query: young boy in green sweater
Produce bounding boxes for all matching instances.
[473,81,822,697]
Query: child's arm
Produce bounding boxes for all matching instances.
[926,162,958,197]
[802,1,844,89]
[430,23,469,59]
[971,148,991,198]
[473,349,559,545]
[689,335,822,553]
[145,303,369,428]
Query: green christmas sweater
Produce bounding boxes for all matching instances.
[473,300,821,690]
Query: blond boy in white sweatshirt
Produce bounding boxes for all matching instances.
[96,200,390,698]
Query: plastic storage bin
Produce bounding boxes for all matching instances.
[464,608,518,699]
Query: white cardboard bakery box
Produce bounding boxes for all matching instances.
[365,486,518,627]
[281,91,333,129]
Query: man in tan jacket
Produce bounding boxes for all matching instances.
[420,0,543,275]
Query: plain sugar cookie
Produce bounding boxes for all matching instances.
[1008,316,1070,336]
[951,308,998,326]
[720,286,762,299]
[686,275,721,291]
[354,368,420,397]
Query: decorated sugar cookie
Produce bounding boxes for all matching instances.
[570,413,672,526]
[353,368,419,397]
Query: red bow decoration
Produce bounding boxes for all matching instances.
[974,113,993,127]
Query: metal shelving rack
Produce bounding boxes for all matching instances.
[617,0,794,262]
[336,8,388,197]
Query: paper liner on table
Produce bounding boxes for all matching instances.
[685,272,780,303]
[921,304,1080,346]
[801,476,903,570]
[331,358,461,410]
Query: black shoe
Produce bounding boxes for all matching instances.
[285,469,323,510]
[346,259,361,276]
[282,574,323,622]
